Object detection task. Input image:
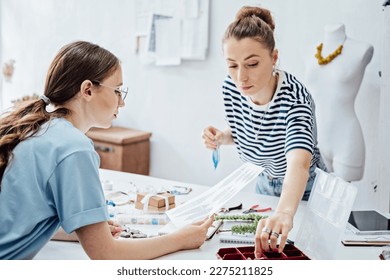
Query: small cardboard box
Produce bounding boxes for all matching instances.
[135,202,176,212]
[136,192,175,208]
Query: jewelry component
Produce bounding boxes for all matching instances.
[315,43,343,65]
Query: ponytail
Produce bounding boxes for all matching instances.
[0,98,69,189]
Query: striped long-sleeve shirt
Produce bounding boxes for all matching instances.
[222,70,322,178]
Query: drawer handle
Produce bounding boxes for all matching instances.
[94,144,114,153]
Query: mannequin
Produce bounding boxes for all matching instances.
[304,23,374,181]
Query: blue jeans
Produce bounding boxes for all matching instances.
[255,160,327,201]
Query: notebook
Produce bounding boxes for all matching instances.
[341,230,390,246]
[219,233,255,244]
[341,240,390,246]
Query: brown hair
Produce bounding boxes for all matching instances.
[223,6,275,52]
[0,41,120,189]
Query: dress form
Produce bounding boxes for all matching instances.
[304,23,374,181]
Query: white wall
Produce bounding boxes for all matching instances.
[379,5,390,212]
[0,0,386,209]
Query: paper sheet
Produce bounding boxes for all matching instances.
[145,14,172,54]
[166,162,264,228]
[155,17,181,66]
[180,0,199,19]
[180,0,209,60]
[134,0,209,63]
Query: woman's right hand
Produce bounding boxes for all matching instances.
[254,212,293,257]
[202,126,225,149]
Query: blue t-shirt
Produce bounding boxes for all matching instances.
[0,118,109,259]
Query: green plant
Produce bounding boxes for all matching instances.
[215,213,267,235]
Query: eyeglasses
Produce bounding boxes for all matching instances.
[91,80,128,102]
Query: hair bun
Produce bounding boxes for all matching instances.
[235,6,275,31]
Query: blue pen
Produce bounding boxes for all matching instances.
[212,141,220,169]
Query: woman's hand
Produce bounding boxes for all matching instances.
[173,216,214,250]
[108,220,123,239]
[254,212,293,258]
[202,126,232,149]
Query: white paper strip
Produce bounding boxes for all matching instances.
[166,162,264,228]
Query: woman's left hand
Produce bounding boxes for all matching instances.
[108,220,123,239]
[254,212,293,258]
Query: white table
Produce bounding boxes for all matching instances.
[34,169,384,260]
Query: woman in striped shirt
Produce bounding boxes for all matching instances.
[202,6,327,256]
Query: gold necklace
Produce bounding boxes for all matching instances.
[315,43,343,65]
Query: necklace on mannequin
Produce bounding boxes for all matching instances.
[315,43,343,65]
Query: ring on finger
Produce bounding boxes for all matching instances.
[262,227,271,234]
[271,231,279,238]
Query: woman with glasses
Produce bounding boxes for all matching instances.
[0,41,213,260]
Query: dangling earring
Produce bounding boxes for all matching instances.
[272,64,276,77]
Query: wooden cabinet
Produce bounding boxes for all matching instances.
[86,126,152,175]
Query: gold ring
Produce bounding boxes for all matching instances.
[262,227,271,234]
[271,231,279,238]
